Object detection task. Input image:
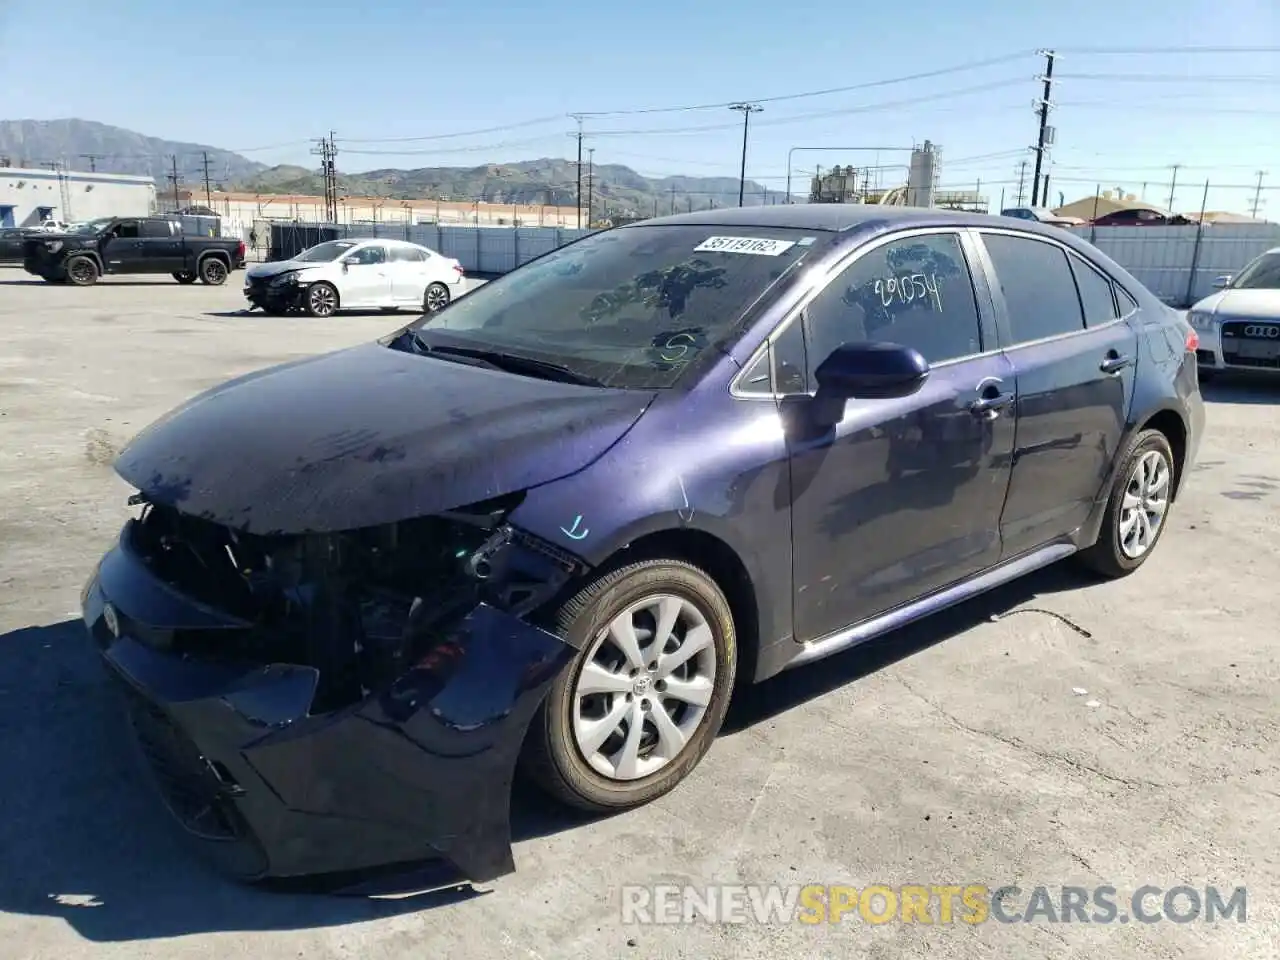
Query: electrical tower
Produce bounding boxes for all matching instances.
[1030,49,1056,207]
[1249,171,1268,219]
[568,114,585,229]
[311,133,339,223]
[166,156,184,213]
[1014,160,1029,206]
[200,151,216,209]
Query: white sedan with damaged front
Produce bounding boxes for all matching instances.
[244,238,466,317]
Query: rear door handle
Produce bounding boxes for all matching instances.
[1100,354,1134,374]
[969,390,1015,419]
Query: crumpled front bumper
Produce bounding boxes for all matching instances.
[81,527,576,885]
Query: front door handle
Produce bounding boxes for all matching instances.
[969,389,1015,419]
[1100,353,1134,374]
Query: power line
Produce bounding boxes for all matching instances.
[573,50,1035,116]
[200,151,215,208]
[336,115,565,145]
[1055,72,1280,82]
[1052,45,1280,54]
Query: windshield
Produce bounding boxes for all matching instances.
[408,225,827,389]
[1230,251,1280,290]
[296,240,358,262]
[72,217,116,235]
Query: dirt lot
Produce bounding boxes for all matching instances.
[1,269,1277,960]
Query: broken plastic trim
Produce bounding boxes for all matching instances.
[124,492,587,713]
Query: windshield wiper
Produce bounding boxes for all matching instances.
[411,338,604,386]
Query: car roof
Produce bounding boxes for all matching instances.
[630,202,1072,239]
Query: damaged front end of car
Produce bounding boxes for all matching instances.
[81,491,587,887]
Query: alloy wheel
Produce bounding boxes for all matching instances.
[203,261,227,284]
[68,259,95,284]
[1119,449,1171,559]
[571,594,717,781]
[308,285,337,317]
[424,283,450,312]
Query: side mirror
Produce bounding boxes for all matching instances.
[814,341,930,402]
[1212,275,1232,289]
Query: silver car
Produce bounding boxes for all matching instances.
[1189,247,1280,380]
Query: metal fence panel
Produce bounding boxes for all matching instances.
[1071,223,1280,305]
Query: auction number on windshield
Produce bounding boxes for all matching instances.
[875,273,943,311]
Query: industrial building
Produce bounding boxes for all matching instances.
[0,163,157,227]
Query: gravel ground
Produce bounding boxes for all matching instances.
[0,268,1276,960]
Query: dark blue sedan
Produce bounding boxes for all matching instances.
[82,204,1204,887]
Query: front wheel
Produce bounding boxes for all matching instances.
[423,282,451,313]
[198,258,228,285]
[65,256,99,286]
[520,559,737,812]
[1076,428,1177,579]
[303,282,339,317]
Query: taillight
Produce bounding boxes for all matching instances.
[236,240,246,260]
[453,261,464,276]
[1185,329,1199,352]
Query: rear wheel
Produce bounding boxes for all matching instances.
[520,560,737,812]
[65,256,99,286]
[423,282,451,313]
[304,282,339,318]
[173,270,197,284]
[1076,428,1176,579]
[198,257,228,285]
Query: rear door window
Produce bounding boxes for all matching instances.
[981,233,1085,344]
[1068,254,1119,327]
[141,220,173,239]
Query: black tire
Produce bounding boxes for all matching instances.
[198,257,228,285]
[1076,428,1177,579]
[173,271,198,284]
[303,282,339,318]
[423,282,451,313]
[65,256,99,286]
[520,559,737,813]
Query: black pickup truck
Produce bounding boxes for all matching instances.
[23,216,246,286]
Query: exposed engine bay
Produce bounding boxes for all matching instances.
[126,493,585,712]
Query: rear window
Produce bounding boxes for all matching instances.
[412,224,829,389]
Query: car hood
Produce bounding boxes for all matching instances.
[246,259,327,279]
[115,341,656,535]
[1194,289,1280,319]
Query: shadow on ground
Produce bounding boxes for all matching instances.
[0,560,1093,941]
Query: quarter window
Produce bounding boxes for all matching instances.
[982,234,1085,343]
[802,232,982,375]
[1069,254,1118,327]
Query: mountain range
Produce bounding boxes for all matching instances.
[0,119,781,215]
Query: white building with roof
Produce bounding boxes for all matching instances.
[0,164,156,227]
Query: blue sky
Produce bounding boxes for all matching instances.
[2,0,1277,213]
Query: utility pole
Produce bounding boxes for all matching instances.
[729,102,763,207]
[166,155,183,212]
[1167,163,1181,211]
[79,153,104,172]
[1250,170,1267,219]
[569,114,585,229]
[586,147,595,227]
[1030,49,1055,207]
[1015,160,1028,206]
[200,151,215,208]
[310,133,338,222]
